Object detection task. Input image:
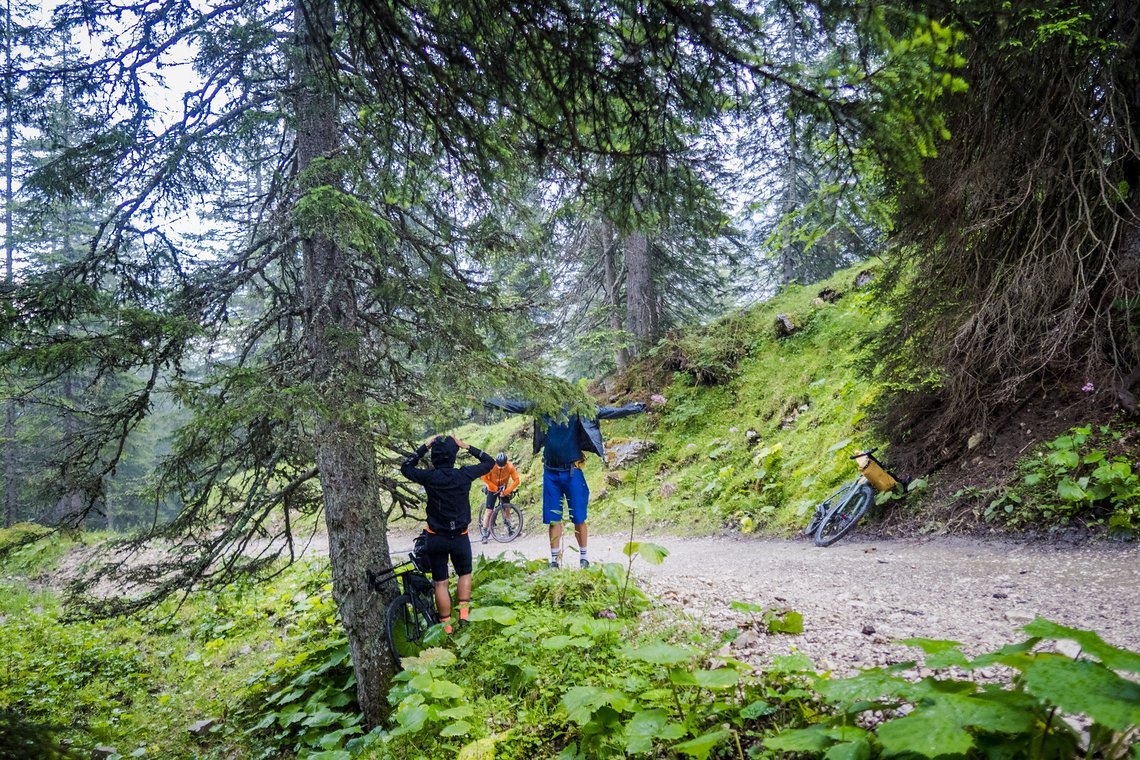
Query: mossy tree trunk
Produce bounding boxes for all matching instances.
[294,0,396,727]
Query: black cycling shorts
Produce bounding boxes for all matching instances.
[422,530,472,581]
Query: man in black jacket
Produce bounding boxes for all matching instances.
[400,434,494,632]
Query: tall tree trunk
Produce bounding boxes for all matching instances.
[3,0,15,528]
[779,14,798,287]
[294,0,395,727]
[624,230,658,357]
[601,221,629,372]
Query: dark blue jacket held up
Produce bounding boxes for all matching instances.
[484,398,646,464]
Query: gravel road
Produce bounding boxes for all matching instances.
[460,529,1140,675]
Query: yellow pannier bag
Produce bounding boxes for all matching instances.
[855,452,898,493]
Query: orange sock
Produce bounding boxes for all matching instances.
[440,615,453,634]
[458,600,470,621]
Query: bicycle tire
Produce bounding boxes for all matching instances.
[814,483,874,547]
[803,488,842,537]
[385,592,435,662]
[490,503,524,542]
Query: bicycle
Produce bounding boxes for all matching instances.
[805,449,906,547]
[366,544,439,662]
[484,489,524,542]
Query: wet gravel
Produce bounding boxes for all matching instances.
[471,530,1140,675]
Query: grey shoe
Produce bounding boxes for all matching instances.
[580,558,590,569]
[549,560,560,569]
[481,531,489,544]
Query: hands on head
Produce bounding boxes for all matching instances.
[429,434,468,449]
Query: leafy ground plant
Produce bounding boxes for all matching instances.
[762,618,1140,759]
[986,423,1140,535]
[366,554,818,759]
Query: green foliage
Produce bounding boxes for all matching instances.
[377,556,816,758]
[985,424,1140,534]
[594,264,891,534]
[764,618,1140,759]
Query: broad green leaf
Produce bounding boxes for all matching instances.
[693,668,739,690]
[815,665,916,703]
[1057,478,1086,502]
[458,735,500,760]
[621,642,695,666]
[825,739,871,760]
[899,638,964,653]
[391,703,429,736]
[302,709,344,728]
[672,728,730,759]
[428,679,465,700]
[623,541,669,564]
[766,610,804,634]
[401,647,456,671]
[561,686,633,725]
[764,726,832,751]
[1022,657,1140,731]
[877,693,1035,757]
[543,635,576,649]
[439,705,474,720]
[827,438,852,453]
[768,653,815,673]
[1021,619,1140,672]
[739,700,775,719]
[440,720,472,737]
[466,606,518,626]
[730,600,765,614]
[669,668,698,686]
[624,709,685,754]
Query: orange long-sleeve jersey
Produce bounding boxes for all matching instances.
[481,462,520,495]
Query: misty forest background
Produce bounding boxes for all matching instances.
[1,0,1139,756]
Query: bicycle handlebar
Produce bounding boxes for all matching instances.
[366,560,414,593]
[849,448,878,459]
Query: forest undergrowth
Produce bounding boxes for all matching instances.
[1,527,1137,759]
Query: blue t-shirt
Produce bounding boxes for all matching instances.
[543,416,582,466]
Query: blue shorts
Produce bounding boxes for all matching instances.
[543,466,589,525]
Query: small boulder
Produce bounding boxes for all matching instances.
[92,747,119,760]
[774,313,798,338]
[817,287,841,303]
[658,482,676,498]
[854,269,875,287]
[189,718,219,738]
[607,439,657,468]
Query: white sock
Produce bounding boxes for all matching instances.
[551,548,559,563]
[580,547,588,562]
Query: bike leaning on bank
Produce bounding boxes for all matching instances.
[805,449,907,547]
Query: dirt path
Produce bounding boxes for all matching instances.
[448,529,1140,675]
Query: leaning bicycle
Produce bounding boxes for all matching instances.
[366,546,439,662]
[805,449,906,547]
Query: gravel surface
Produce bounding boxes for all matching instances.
[464,529,1140,676]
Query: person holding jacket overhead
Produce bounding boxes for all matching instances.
[400,434,494,633]
[480,452,521,543]
[484,398,646,568]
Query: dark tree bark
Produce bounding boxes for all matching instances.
[624,230,659,356]
[601,222,629,372]
[3,0,14,528]
[294,0,395,727]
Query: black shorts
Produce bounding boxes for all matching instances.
[422,530,472,581]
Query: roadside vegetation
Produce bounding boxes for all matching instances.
[3,527,1137,759]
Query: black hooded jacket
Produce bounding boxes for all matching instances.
[400,438,494,535]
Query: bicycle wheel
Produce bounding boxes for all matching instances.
[803,488,843,537]
[490,503,524,542]
[385,593,434,662]
[814,483,874,547]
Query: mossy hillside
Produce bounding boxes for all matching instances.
[443,265,890,537]
[593,265,892,534]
